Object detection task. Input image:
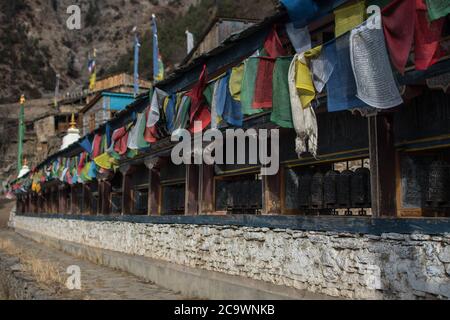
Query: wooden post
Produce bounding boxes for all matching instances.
[100,180,111,215]
[185,164,199,215]
[145,159,161,216]
[120,165,133,215]
[58,186,66,214]
[199,164,215,214]
[71,185,78,214]
[263,168,282,215]
[368,114,397,217]
[52,186,59,214]
[82,184,91,214]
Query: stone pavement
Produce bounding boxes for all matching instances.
[0,230,186,300]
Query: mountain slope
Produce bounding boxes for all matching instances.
[0,0,276,104]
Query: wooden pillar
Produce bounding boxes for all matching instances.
[185,164,199,215]
[368,114,397,217]
[120,165,133,216]
[17,196,23,214]
[145,159,161,216]
[30,194,35,214]
[100,180,111,215]
[199,164,215,215]
[53,186,59,213]
[263,167,282,215]
[83,184,91,214]
[70,185,77,214]
[59,186,66,214]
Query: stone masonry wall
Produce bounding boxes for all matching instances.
[12,216,450,299]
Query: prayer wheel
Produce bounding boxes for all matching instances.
[337,170,352,208]
[427,160,449,205]
[351,167,371,207]
[252,179,263,209]
[324,170,339,208]
[311,172,324,209]
[298,171,312,208]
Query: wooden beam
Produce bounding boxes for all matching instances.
[368,114,397,217]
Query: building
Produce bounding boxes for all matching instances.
[10,1,450,300]
[80,92,136,136]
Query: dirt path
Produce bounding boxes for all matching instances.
[0,199,14,228]
[0,230,186,300]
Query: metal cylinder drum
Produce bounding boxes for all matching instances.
[337,170,353,208]
[351,167,371,207]
[298,171,312,208]
[427,160,450,205]
[324,170,339,207]
[311,172,324,208]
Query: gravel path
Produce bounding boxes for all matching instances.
[0,230,186,300]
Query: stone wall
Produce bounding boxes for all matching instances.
[12,215,450,299]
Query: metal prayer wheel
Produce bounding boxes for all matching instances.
[298,171,312,208]
[242,180,251,209]
[351,167,371,207]
[311,172,324,209]
[324,170,339,208]
[234,180,245,209]
[337,170,353,208]
[427,160,450,205]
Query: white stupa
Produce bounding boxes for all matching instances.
[17,158,30,178]
[60,113,81,151]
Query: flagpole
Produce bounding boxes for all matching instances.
[133,27,140,98]
[18,94,25,173]
[54,73,60,107]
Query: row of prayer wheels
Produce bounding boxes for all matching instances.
[216,179,263,213]
[297,168,371,209]
[427,160,450,207]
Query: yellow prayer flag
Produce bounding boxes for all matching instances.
[229,63,245,101]
[295,46,322,109]
[334,1,366,37]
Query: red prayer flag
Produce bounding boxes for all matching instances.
[92,134,102,158]
[112,127,129,156]
[253,26,287,109]
[382,0,445,73]
[414,0,445,70]
[187,64,211,133]
[382,0,416,74]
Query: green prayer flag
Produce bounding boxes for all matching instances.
[426,0,450,21]
[271,57,294,129]
[241,58,263,115]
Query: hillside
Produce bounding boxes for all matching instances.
[0,0,276,104]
